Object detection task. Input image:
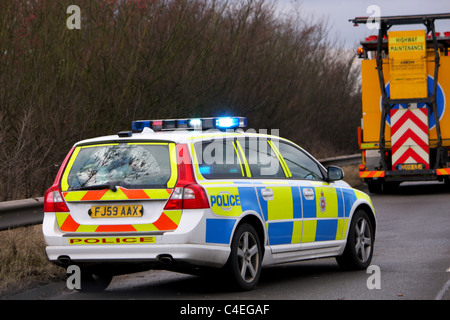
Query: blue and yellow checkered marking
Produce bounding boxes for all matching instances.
[206,218,237,244]
[267,221,294,245]
[341,187,357,218]
[204,183,361,246]
[266,186,359,245]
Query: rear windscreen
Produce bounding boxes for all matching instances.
[63,143,174,190]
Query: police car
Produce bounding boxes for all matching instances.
[43,116,376,291]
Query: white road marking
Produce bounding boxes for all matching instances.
[435,278,450,300]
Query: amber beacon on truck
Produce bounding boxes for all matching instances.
[350,13,450,192]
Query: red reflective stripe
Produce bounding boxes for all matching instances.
[359,171,385,178]
[391,108,429,170]
[153,212,178,230]
[394,147,428,167]
[81,190,108,201]
[391,128,429,149]
[60,214,80,232]
[437,168,450,175]
[120,188,150,200]
[390,109,428,135]
[95,225,137,232]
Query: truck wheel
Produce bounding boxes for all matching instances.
[444,177,450,189]
[336,210,374,270]
[367,180,382,193]
[383,181,400,193]
[226,223,262,291]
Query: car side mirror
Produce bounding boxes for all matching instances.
[327,166,344,182]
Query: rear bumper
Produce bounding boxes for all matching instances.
[43,209,231,269]
[46,242,230,268]
[360,168,450,181]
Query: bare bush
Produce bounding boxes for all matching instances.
[0,0,361,200]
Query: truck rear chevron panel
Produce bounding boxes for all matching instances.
[390,108,429,170]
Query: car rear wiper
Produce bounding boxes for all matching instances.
[72,183,119,192]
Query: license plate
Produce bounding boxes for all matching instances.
[90,205,143,218]
[399,163,424,170]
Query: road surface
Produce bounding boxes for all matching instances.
[8,182,450,301]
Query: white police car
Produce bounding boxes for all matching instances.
[43,117,376,291]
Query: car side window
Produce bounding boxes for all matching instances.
[277,141,323,180]
[194,139,244,179]
[238,137,285,179]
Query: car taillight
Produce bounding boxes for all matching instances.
[44,185,70,212]
[44,148,74,213]
[164,144,210,210]
[164,185,210,210]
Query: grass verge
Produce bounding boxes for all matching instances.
[341,164,366,191]
[0,225,65,298]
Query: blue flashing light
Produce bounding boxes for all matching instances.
[132,120,151,132]
[131,116,247,132]
[215,117,240,129]
[177,119,188,128]
[189,119,202,128]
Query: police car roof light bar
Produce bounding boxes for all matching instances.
[131,117,247,132]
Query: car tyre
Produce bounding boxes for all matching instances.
[226,223,262,291]
[336,210,374,270]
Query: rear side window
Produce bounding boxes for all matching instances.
[238,137,285,179]
[194,139,244,179]
[61,143,176,191]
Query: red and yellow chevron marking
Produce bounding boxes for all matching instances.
[359,171,385,178]
[390,108,429,170]
[436,168,450,176]
[55,210,182,233]
[57,188,179,233]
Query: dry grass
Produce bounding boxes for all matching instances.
[0,225,65,298]
[341,164,365,190]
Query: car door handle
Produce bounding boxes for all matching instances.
[261,188,274,201]
[302,188,315,200]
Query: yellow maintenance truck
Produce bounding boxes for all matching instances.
[350,13,450,192]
